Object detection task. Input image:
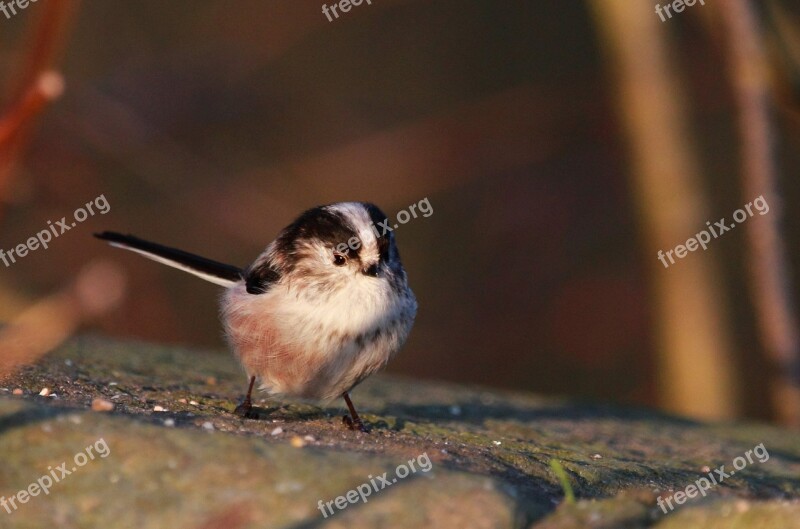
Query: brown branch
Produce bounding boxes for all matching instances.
[765,2,800,129]
[0,71,64,148]
[0,0,79,216]
[589,0,739,420]
[5,0,79,103]
[720,0,800,428]
[0,261,126,380]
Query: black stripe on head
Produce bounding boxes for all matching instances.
[273,206,361,267]
[360,202,392,262]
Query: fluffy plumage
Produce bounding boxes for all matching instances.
[95,202,417,405]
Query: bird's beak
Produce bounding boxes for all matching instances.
[362,263,380,277]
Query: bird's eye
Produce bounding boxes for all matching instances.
[333,253,347,266]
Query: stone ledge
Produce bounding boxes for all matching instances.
[0,336,798,528]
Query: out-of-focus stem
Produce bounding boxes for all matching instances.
[720,0,800,428]
[0,71,64,149]
[0,261,126,379]
[0,0,78,216]
[589,0,739,419]
[5,0,78,103]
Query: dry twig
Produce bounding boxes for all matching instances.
[720,0,800,427]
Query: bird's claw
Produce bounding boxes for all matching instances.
[342,414,369,433]
[234,401,259,419]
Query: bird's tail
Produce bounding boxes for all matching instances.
[94,232,243,287]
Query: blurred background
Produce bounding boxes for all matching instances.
[2,0,800,425]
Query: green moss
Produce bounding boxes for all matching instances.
[1,335,799,528]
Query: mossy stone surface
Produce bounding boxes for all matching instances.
[1,336,798,528]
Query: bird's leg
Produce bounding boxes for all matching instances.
[341,391,368,432]
[234,376,257,418]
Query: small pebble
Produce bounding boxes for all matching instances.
[178,398,187,404]
[108,382,118,386]
[290,436,306,448]
[591,454,602,460]
[39,388,51,397]
[153,405,166,412]
[12,388,23,395]
[701,465,711,473]
[202,421,214,431]
[189,400,199,406]
[164,418,175,427]
[275,481,304,493]
[303,435,315,442]
[64,359,73,366]
[492,441,502,446]
[271,427,283,436]
[91,398,114,412]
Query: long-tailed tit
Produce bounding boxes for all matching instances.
[95,202,417,432]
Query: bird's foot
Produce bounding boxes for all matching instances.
[342,414,369,433]
[234,400,260,419]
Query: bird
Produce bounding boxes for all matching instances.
[94,202,417,432]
